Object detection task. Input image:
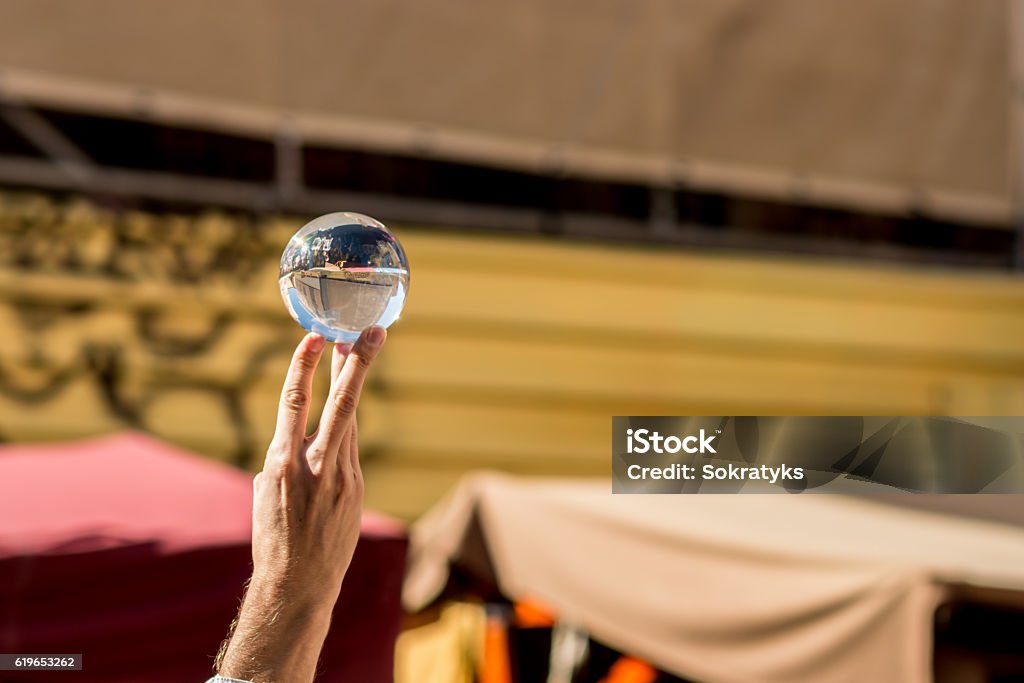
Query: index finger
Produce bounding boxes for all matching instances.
[314,326,385,461]
[270,333,326,459]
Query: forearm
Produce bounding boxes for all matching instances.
[218,581,335,683]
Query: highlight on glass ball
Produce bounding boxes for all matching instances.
[279,212,409,344]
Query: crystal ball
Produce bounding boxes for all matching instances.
[279,212,409,343]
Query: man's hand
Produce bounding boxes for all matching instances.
[218,326,386,683]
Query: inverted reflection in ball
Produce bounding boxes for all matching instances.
[279,212,409,343]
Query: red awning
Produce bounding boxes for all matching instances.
[0,432,406,683]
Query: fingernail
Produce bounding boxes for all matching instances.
[309,334,326,352]
[366,326,385,347]
[335,342,353,355]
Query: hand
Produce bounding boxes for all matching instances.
[217,327,386,683]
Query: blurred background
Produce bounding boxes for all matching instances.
[0,1,1022,681]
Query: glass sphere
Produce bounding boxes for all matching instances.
[279,212,409,343]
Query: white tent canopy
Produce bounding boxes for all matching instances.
[404,474,1024,683]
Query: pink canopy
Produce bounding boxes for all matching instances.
[0,432,406,683]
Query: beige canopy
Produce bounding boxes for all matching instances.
[0,0,1014,224]
[404,474,1024,683]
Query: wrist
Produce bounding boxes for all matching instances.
[219,579,335,683]
[244,573,338,624]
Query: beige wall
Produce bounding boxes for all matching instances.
[0,192,1022,518]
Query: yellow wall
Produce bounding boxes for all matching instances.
[1,192,1022,518]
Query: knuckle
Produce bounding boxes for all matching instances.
[337,471,362,500]
[282,386,310,411]
[263,445,285,469]
[263,446,297,478]
[276,455,294,478]
[261,460,285,482]
[296,350,318,371]
[334,389,358,415]
[354,351,373,370]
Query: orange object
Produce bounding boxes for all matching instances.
[514,599,556,628]
[480,609,513,683]
[600,656,658,683]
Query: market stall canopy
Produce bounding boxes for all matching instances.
[0,432,407,683]
[403,474,1024,683]
[0,0,1012,224]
